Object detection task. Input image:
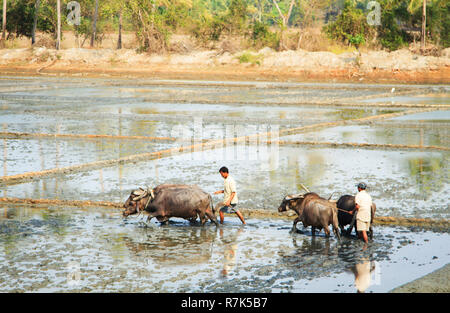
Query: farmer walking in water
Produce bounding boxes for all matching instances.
[214,166,246,225]
[352,182,372,244]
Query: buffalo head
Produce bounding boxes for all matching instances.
[278,194,305,212]
[123,187,155,217]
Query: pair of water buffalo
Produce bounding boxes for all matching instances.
[122,184,376,239]
[278,191,376,240]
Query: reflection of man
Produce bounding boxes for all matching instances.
[214,166,246,225]
[352,259,376,293]
[352,182,372,244]
[220,228,242,277]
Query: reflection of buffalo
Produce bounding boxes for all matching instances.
[336,195,376,238]
[122,226,217,266]
[123,184,218,226]
[278,192,340,239]
[278,236,339,281]
[291,235,333,257]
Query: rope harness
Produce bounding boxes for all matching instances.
[131,187,155,216]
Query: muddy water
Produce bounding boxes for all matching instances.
[1,139,176,176]
[280,110,450,146]
[0,205,448,293]
[0,76,449,292]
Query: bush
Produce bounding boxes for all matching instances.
[325,0,412,51]
[376,1,410,51]
[191,15,229,44]
[428,0,450,48]
[250,21,280,50]
[324,0,373,47]
[237,51,262,65]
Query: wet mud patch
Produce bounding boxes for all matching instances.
[0,217,72,238]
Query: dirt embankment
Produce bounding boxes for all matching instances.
[390,263,450,293]
[0,46,449,84]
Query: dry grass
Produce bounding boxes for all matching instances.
[8,31,138,49]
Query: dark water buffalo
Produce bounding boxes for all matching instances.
[336,195,376,238]
[123,184,218,226]
[278,192,340,240]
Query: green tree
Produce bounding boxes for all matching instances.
[1,0,6,45]
[408,0,450,48]
[31,0,41,45]
[324,0,371,45]
[376,0,410,51]
[90,0,99,47]
[126,0,193,53]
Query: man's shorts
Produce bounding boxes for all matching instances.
[356,219,370,232]
[220,204,238,214]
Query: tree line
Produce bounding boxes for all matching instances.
[1,0,448,51]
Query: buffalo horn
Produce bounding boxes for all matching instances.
[132,189,148,201]
[285,194,304,201]
[300,183,310,193]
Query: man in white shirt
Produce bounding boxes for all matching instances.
[352,182,372,244]
[214,166,246,225]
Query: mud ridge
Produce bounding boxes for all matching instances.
[0,107,441,186]
[1,197,448,230]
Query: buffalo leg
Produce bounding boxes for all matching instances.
[158,216,169,225]
[205,207,219,226]
[347,213,357,235]
[291,217,301,233]
[312,226,316,236]
[198,211,207,225]
[333,224,341,240]
[323,227,330,238]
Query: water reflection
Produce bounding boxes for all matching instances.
[281,123,448,147]
[220,227,243,277]
[121,224,217,266]
[408,155,448,199]
[0,136,170,176]
[351,258,376,293]
[327,108,398,121]
[279,236,337,276]
[2,123,7,197]
[291,235,333,256]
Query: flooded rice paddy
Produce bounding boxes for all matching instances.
[0,206,449,293]
[0,76,449,292]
